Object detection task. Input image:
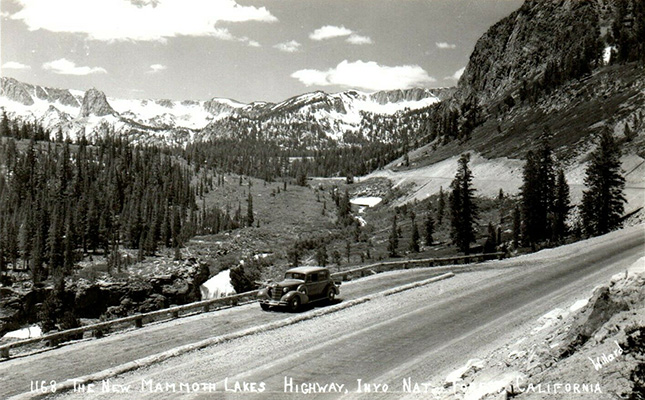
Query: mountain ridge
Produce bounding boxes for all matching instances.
[0,76,446,146]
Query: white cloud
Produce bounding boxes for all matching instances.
[446,66,465,81]
[274,40,301,53]
[42,58,107,75]
[291,60,436,91]
[436,42,457,49]
[309,26,372,45]
[148,64,167,73]
[309,25,353,41]
[2,61,31,70]
[211,27,236,41]
[247,40,260,48]
[9,0,277,42]
[346,34,372,45]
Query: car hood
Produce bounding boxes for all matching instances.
[272,279,304,288]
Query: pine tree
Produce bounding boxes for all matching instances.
[337,189,351,226]
[581,130,626,236]
[388,215,399,257]
[409,222,420,253]
[521,151,541,246]
[0,111,9,137]
[171,207,182,248]
[63,216,75,275]
[552,169,570,242]
[144,223,157,256]
[512,206,521,249]
[0,231,6,280]
[424,212,435,246]
[287,246,300,267]
[47,205,64,278]
[315,244,328,266]
[437,186,445,225]
[246,192,254,227]
[449,153,478,254]
[520,131,557,247]
[332,250,341,266]
[483,222,497,253]
[537,132,556,239]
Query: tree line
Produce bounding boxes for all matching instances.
[0,116,239,285]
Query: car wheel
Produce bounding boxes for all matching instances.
[260,303,270,311]
[288,296,300,312]
[326,287,336,303]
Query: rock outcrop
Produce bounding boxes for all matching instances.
[78,88,116,118]
[0,77,81,107]
[0,77,35,105]
[0,259,210,336]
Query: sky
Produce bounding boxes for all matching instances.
[0,0,523,103]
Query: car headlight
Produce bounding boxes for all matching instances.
[283,287,290,293]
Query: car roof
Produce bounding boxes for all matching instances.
[285,266,329,274]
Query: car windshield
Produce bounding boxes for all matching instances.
[284,272,305,280]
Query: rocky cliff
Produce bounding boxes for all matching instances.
[78,88,116,118]
[457,0,644,108]
[0,259,210,336]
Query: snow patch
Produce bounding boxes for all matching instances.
[2,325,42,340]
[109,98,216,129]
[603,46,615,65]
[569,298,589,312]
[253,253,272,260]
[200,269,236,300]
[0,96,79,120]
[367,152,524,205]
[350,196,382,207]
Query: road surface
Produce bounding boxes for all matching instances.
[2,264,457,398]
[7,225,645,400]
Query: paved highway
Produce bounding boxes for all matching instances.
[2,262,458,398]
[6,225,644,400]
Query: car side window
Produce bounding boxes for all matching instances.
[310,273,319,282]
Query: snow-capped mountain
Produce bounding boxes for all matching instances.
[0,76,445,146]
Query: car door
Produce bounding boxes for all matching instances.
[305,273,325,298]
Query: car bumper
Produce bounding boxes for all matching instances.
[259,299,289,307]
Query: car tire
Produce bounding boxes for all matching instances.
[326,286,336,303]
[260,303,270,311]
[288,295,300,312]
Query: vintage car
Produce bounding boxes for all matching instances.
[257,266,341,312]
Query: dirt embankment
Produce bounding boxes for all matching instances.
[442,257,645,400]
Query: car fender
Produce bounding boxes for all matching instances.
[282,290,308,304]
[328,285,339,296]
[257,288,269,299]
